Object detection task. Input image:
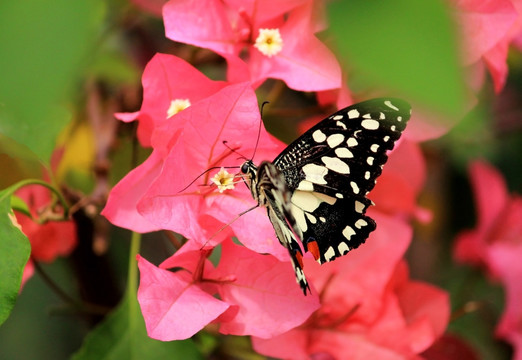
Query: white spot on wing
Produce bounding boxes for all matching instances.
[364,171,371,180]
[291,204,308,232]
[297,180,314,191]
[355,200,365,213]
[370,144,379,152]
[367,156,374,166]
[336,121,347,129]
[313,129,327,142]
[384,100,399,111]
[338,242,350,254]
[319,216,326,222]
[347,137,358,147]
[336,193,343,199]
[332,114,343,120]
[355,219,368,228]
[350,181,360,194]
[322,156,350,174]
[324,246,335,261]
[342,226,355,241]
[303,164,328,184]
[291,190,337,213]
[335,147,353,158]
[383,136,390,142]
[327,133,345,148]
[361,119,379,130]
[306,213,317,224]
[347,109,360,119]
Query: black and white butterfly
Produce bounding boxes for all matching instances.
[239,98,411,294]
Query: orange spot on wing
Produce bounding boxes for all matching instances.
[294,250,304,269]
[307,240,321,261]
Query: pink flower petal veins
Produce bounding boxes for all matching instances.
[137,255,229,341]
[119,53,228,147]
[137,82,288,257]
[164,0,341,91]
[215,240,320,338]
[102,150,164,233]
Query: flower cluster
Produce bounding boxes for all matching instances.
[100,0,522,357]
[14,185,77,286]
[453,161,522,359]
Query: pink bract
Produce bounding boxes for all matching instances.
[163,0,341,91]
[453,160,522,359]
[253,213,450,359]
[137,240,319,341]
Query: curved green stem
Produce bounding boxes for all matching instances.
[1,178,70,217]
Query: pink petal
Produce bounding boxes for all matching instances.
[137,255,229,341]
[215,240,320,338]
[468,160,508,232]
[163,0,241,54]
[247,3,341,91]
[15,185,77,262]
[487,242,522,359]
[136,53,228,147]
[114,111,140,123]
[138,82,285,255]
[101,150,163,233]
[455,0,517,65]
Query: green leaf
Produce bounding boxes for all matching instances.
[0,188,31,326]
[10,195,31,218]
[327,0,466,116]
[0,0,105,163]
[72,290,203,360]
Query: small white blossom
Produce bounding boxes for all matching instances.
[166,99,191,119]
[254,28,283,57]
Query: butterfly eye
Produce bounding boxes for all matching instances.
[240,162,250,174]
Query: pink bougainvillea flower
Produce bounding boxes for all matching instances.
[14,184,77,286]
[253,213,450,359]
[454,0,520,92]
[137,239,319,341]
[453,160,522,359]
[105,81,290,259]
[163,0,341,91]
[114,53,228,147]
[137,82,289,258]
[15,185,77,263]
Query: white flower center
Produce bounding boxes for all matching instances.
[211,168,236,193]
[254,28,283,57]
[166,99,191,119]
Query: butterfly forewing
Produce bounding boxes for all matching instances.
[244,98,411,294]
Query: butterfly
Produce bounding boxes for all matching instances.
[239,98,411,294]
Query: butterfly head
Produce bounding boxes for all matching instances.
[240,160,257,177]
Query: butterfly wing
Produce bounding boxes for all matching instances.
[255,161,310,294]
[273,98,411,264]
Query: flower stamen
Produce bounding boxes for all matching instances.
[211,167,236,193]
[254,28,283,57]
[167,99,191,119]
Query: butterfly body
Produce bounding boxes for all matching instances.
[240,98,411,294]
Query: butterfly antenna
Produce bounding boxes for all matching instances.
[222,140,248,160]
[250,101,269,161]
[177,165,240,193]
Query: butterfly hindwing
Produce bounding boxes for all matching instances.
[241,98,411,294]
[273,98,411,264]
